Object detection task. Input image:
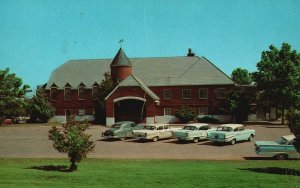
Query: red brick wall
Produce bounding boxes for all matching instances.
[46,89,95,116]
[111,66,132,82]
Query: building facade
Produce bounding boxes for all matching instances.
[45,48,235,125]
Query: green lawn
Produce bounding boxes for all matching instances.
[0,158,299,188]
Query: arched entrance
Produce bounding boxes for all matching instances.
[114,97,146,123]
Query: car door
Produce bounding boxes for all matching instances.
[163,125,172,138]
[236,126,246,141]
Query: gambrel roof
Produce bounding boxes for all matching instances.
[46,53,234,89]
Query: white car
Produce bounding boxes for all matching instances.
[208,124,255,145]
[133,124,175,142]
[172,123,214,143]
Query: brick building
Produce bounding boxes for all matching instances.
[45,48,235,125]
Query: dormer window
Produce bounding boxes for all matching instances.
[92,82,99,100]
[64,83,72,101]
[78,82,86,100]
[50,83,58,101]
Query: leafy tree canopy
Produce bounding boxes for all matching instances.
[252,43,300,123]
[0,68,30,117]
[48,119,95,171]
[231,68,252,85]
[287,110,300,153]
[94,72,117,124]
[27,89,55,123]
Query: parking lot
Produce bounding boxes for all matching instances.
[0,123,293,160]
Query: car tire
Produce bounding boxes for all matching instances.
[248,135,253,141]
[230,139,236,145]
[152,137,158,142]
[275,154,288,160]
[193,138,199,143]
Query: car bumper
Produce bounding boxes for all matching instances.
[103,135,119,139]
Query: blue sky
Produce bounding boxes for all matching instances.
[1,0,300,94]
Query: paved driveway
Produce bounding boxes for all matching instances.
[0,124,292,160]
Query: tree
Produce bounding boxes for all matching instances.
[287,110,300,152]
[252,43,300,124]
[27,89,55,122]
[175,106,197,123]
[94,72,117,124]
[0,68,30,117]
[217,89,251,123]
[231,68,252,85]
[48,119,95,171]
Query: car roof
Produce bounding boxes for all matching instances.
[115,121,134,125]
[219,124,244,129]
[138,123,169,127]
[282,135,296,141]
[186,123,209,128]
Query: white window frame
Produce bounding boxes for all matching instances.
[78,87,85,100]
[50,87,58,101]
[217,88,226,99]
[163,89,171,99]
[64,87,71,101]
[182,89,192,99]
[199,88,208,99]
[164,108,172,116]
[92,86,98,100]
[78,109,85,116]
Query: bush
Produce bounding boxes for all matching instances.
[48,119,95,171]
[175,106,197,123]
[197,116,219,123]
[287,110,300,153]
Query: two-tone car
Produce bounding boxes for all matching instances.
[133,124,176,142]
[255,135,299,160]
[208,124,255,145]
[102,121,143,141]
[172,123,214,143]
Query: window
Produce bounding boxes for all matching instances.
[50,88,58,100]
[199,88,208,99]
[182,89,191,99]
[217,88,226,99]
[164,108,172,116]
[199,107,208,115]
[163,89,171,99]
[78,109,85,116]
[92,86,98,100]
[64,88,71,101]
[78,87,85,100]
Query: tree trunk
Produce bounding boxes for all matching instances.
[69,160,77,171]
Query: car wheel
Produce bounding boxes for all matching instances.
[152,137,158,142]
[120,137,126,141]
[276,154,288,160]
[248,135,253,141]
[230,139,236,145]
[193,138,199,143]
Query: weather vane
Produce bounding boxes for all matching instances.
[118,39,124,48]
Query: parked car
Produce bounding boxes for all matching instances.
[102,121,142,141]
[133,124,177,142]
[255,135,299,160]
[208,124,255,145]
[172,123,215,143]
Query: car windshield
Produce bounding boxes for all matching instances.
[143,126,156,130]
[216,127,233,132]
[112,124,121,129]
[275,137,288,145]
[183,126,196,130]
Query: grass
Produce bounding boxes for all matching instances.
[0,158,300,188]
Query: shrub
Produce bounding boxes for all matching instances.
[287,110,300,153]
[175,106,197,123]
[48,119,95,171]
[197,116,219,123]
